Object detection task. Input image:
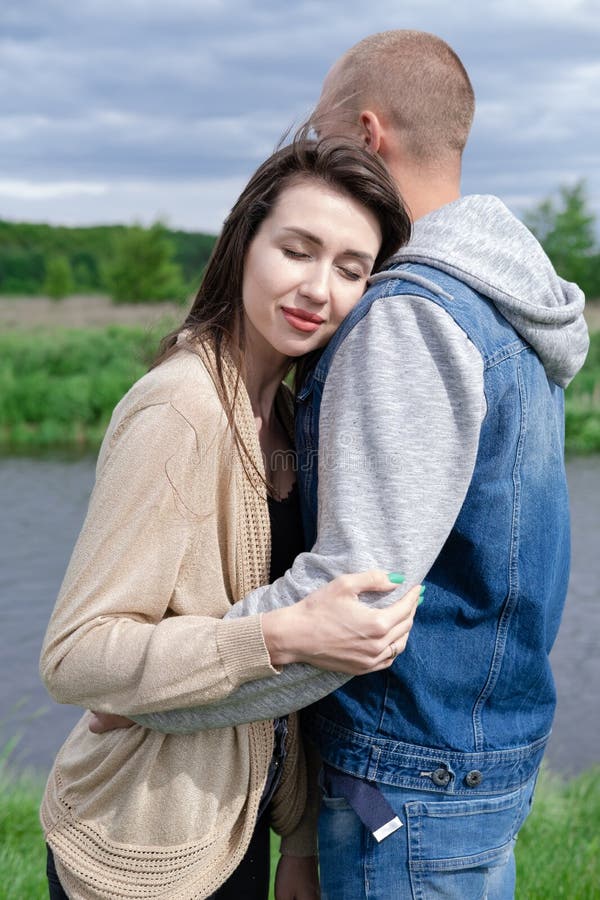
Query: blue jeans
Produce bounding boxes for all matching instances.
[318,771,537,899]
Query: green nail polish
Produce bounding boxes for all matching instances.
[417,596,424,606]
[388,572,405,584]
[419,586,426,595]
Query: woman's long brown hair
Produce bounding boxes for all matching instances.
[153,138,411,489]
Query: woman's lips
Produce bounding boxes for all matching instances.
[281,307,325,334]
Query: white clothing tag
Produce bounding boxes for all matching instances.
[372,816,403,843]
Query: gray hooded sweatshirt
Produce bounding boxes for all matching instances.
[134,195,589,733]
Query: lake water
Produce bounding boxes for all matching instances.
[0,456,598,778]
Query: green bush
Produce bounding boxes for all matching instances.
[43,255,74,300]
[0,327,161,453]
[106,223,187,304]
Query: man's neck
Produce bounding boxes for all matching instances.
[387,159,462,223]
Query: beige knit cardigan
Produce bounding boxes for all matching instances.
[39,343,308,899]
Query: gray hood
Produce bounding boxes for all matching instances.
[390,194,589,387]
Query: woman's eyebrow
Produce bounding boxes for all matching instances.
[281,227,374,263]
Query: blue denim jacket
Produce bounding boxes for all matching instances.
[297,263,569,795]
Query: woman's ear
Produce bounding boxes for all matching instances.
[358,110,384,153]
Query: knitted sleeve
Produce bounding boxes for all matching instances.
[39,396,277,716]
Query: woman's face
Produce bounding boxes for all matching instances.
[242,178,382,360]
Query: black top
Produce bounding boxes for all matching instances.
[267,481,306,582]
[257,481,306,821]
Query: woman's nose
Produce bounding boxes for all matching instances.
[299,266,329,305]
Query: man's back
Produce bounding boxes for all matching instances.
[302,258,570,777]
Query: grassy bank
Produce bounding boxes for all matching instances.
[1,764,598,899]
[0,326,599,455]
[0,766,47,899]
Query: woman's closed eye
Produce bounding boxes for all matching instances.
[337,265,364,282]
[282,247,310,260]
[282,245,366,282]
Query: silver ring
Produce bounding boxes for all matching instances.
[388,642,398,660]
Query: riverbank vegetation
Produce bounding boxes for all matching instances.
[1,761,598,899]
[1,325,599,455]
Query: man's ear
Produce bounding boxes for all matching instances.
[358,110,384,153]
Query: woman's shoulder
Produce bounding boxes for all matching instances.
[113,348,225,429]
[97,348,230,467]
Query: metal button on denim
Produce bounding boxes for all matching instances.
[465,770,483,787]
[431,767,452,787]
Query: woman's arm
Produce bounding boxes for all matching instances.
[92,575,420,731]
[40,399,279,715]
[43,384,418,721]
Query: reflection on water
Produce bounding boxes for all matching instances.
[0,456,598,776]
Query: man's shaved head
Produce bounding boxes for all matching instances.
[314,31,475,165]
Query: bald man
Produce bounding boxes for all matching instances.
[102,31,589,899]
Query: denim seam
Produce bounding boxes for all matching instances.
[310,713,550,761]
[370,746,382,782]
[409,840,514,873]
[483,341,528,369]
[375,671,392,737]
[408,794,520,817]
[471,356,526,750]
[406,806,422,900]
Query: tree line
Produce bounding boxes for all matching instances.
[0,220,216,303]
[0,181,599,302]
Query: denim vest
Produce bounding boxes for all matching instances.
[297,263,569,795]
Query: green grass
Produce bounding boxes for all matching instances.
[515,767,600,898]
[1,763,598,898]
[0,326,599,455]
[0,766,47,900]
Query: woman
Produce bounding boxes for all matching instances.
[40,138,417,899]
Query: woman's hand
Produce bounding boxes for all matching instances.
[261,570,421,673]
[275,855,320,900]
[88,711,135,733]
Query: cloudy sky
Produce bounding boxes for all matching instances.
[1,0,599,234]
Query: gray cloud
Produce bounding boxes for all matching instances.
[0,0,598,230]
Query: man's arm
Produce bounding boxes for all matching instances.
[132,294,485,732]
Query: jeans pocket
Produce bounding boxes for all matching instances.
[407,788,523,869]
[405,782,535,900]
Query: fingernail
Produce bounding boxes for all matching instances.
[388,572,405,584]
[418,586,426,605]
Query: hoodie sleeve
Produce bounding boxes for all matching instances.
[132,294,486,732]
